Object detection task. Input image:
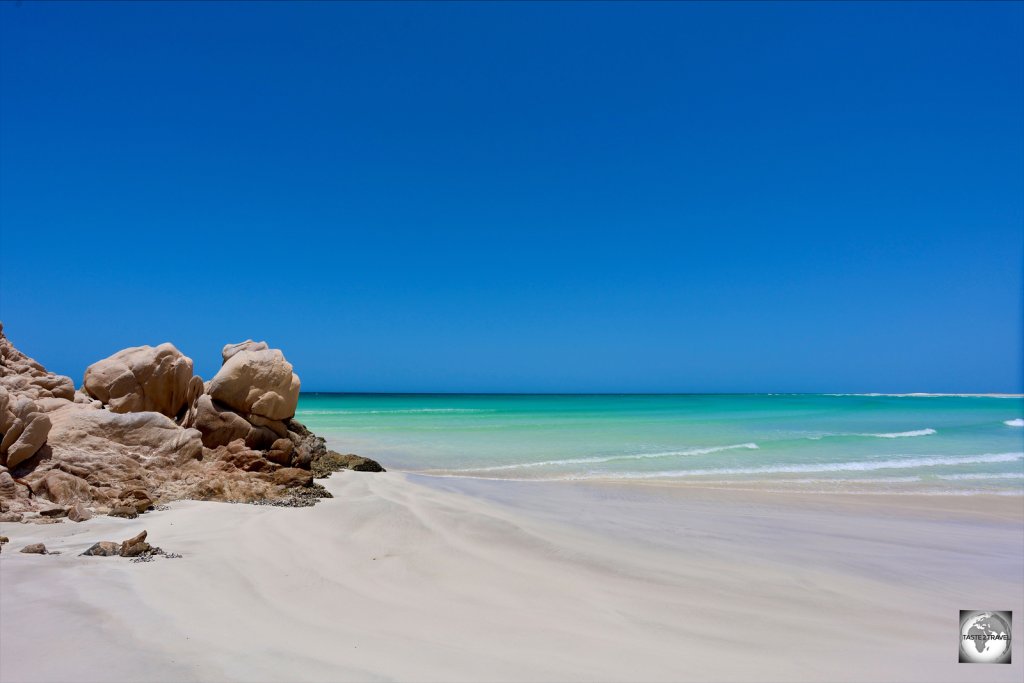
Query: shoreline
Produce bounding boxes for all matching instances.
[3,472,1022,682]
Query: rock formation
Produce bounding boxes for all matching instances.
[0,386,51,470]
[0,322,75,402]
[0,324,383,522]
[82,343,201,418]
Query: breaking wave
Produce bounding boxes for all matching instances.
[446,443,761,473]
[559,452,1024,480]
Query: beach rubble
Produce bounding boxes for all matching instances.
[0,322,383,520]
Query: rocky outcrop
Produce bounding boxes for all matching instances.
[0,325,382,519]
[82,343,200,418]
[0,322,75,401]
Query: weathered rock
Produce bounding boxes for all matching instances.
[312,450,386,476]
[0,328,383,513]
[20,542,46,554]
[0,512,23,522]
[221,340,268,363]
[33,470,92,505]
[273,467,313,488]
[288,424,327,469]
[1,387,52,470]
[46,401,203,467]
[0,323,75,401]
[208,439,277,473]
[37,501,67,517]
[119,489,154,514]
[0,470,31,512]
[187,394,251,448]
[82,541,121,556]
[0,535,8,544]
[108,505,138,519]
[207,345,300,421]
[68,503,93,522]
[82,343,196,418]
[119,530,150,557]
[265,438,294,465]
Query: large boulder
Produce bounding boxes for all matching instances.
[0,323,75,401]
[207,344,300,421]
[82,343,196,418]
[0,386,51,470]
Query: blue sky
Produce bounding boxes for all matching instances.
[1,1,1021,393]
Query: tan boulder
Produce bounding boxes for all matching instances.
[20,543,47,554]
[0,387,51,470]
[273,467,313,488]
[68,503,93,522]
[207,345,300,421]
[265,438,293,465]
[82,343,196,418]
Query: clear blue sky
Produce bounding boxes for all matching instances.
[1,1,1021,393]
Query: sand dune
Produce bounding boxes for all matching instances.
[2,473,1022,682]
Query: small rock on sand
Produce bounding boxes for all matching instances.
[19,542,46,554]
[82,541,121,556]
[68,503,93,522]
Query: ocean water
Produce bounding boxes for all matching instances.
[296,394,1024,495]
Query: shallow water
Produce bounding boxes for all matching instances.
[297,394,1024,495]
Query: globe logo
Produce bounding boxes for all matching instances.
[959,610,1012,664]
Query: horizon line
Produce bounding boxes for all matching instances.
[297,391,1024,398]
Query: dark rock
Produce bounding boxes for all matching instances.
[311,451,386,477]
[265,438,294,465]
[38,503,68,518]
[82,540,121,556]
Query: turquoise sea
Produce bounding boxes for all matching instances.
[297,394,1024,495]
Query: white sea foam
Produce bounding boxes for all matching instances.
[1004,418,1024,427]
[934,472,1024,481]
[447,443,761,473]
[806,428,936,440]
[557,452,1024,481]
[865,428,937,438]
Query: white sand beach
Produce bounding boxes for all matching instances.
[2,473,1022,683]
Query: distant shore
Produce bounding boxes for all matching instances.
[3,472,1022,683]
